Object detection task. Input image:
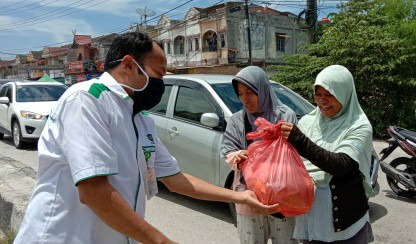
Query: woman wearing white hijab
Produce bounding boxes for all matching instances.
[222,66,298,244]
[280,65,377,243]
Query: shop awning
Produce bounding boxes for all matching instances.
[38,74,59,82]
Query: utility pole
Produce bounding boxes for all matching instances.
[306,0,318,44]
[244,0,253,65]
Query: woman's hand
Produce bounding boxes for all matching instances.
[234,150,248,164]
[238,190,279,215]
[280,122,294,140]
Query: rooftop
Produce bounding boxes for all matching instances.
[43,47,68,58]
[74,35,92,46]
[165,74,234,84]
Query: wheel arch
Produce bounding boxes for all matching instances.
[11,114,19,130]
[224,170,234,189]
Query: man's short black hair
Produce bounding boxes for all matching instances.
[104,32,163,72]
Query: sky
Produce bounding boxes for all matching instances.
[0,0,344,60]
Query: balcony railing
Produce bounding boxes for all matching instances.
[202,45,218,52]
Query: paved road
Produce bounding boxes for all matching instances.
[0,138,414,243]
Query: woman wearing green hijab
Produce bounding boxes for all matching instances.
[280,65,376,243]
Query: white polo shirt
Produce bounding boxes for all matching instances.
[14,72,180,244]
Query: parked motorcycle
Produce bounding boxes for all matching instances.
[379,126,416,198]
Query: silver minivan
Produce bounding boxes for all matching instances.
[148,74,379,217]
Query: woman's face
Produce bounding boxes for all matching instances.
[314,85,343,118]
[237,82,258,114]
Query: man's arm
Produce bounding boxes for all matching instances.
[77,176,175,244]
[160,172,276,214]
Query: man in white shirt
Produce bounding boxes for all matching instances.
[14,32,275,244]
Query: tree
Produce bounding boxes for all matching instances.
[270,0,416,137]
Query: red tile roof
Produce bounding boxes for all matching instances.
[44,47,68,57]
[74,35,92,45]
[0,60,14,68]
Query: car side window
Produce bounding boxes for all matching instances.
[0,86,8,98]
[5,86,12,102]
[0,86,12,102]
[149,85,172,115]
[174,86,216,124]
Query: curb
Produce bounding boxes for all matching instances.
[0,156,35,235]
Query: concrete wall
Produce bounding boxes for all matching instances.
[226,9,307,63]
[159,9,203,68]
[200,16,227,64]
[171,64,239,75]
[159,4,307,70]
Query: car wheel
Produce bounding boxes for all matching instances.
[12,120,24,149]
[0,132,4,140]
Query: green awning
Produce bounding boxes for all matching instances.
[38,74,58,82]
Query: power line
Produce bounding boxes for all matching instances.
[145,0,197,24]
[0,0,62,16]
[0,50,19,56]
[1,0,309,59]
[0,0,101,30]
[0,0,47,15]
[0,0,31,10]
[0,0,83,28]
[0,0,209,53]
[98,0,228,61]
[253,0,346,2]
[3,0,110,31]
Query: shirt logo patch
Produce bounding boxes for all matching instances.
[144,150,152,162]
[147,134,154,143]
[142,146,155,162]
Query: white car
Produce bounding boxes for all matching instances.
[0,81,67,148]
[148,74,315,187]
[148,74,379,219]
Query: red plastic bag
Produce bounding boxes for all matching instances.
[240,118,314,217]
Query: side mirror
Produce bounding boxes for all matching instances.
[200,113,219,127]
[0,97,9,104]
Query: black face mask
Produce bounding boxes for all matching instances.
[132,77,165,114]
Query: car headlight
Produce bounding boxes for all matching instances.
[20,111,43,120]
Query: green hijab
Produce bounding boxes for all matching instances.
[298,65,377,197]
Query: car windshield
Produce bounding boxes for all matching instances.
[211,82,315,117]
[16,84,67,102]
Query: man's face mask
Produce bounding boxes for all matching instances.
[118,59,165,114]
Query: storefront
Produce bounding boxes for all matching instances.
[65,60,104,86]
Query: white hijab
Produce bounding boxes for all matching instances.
[298,65,376,196]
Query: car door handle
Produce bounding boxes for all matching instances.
[168,126,179,137]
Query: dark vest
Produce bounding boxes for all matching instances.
[329,167,369,232]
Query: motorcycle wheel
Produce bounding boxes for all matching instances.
[386,157,416,198]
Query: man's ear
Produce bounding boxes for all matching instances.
[120,55,134,71]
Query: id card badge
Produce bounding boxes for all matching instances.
[144,166,158,200]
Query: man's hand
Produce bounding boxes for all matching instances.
[280,122,294,140]
[234,150,248,164]
[236,190,279,216]
[162,173,279,215]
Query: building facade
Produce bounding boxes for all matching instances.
[0,60,14,79]
[41,46,68,79]
[157,2,307,72]
[65,34,118,85]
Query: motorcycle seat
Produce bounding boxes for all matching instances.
[399,129,416,143]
